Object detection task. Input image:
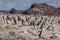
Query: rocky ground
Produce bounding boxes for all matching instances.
[0,13,60,40]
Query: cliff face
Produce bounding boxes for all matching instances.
[0,13,60,40]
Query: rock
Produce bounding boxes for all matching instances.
[9,8,23,14]
[23,3,59,15]
[10,8,17,14]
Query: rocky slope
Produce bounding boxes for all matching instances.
[23,3,60,15]
[0,13,60,40]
